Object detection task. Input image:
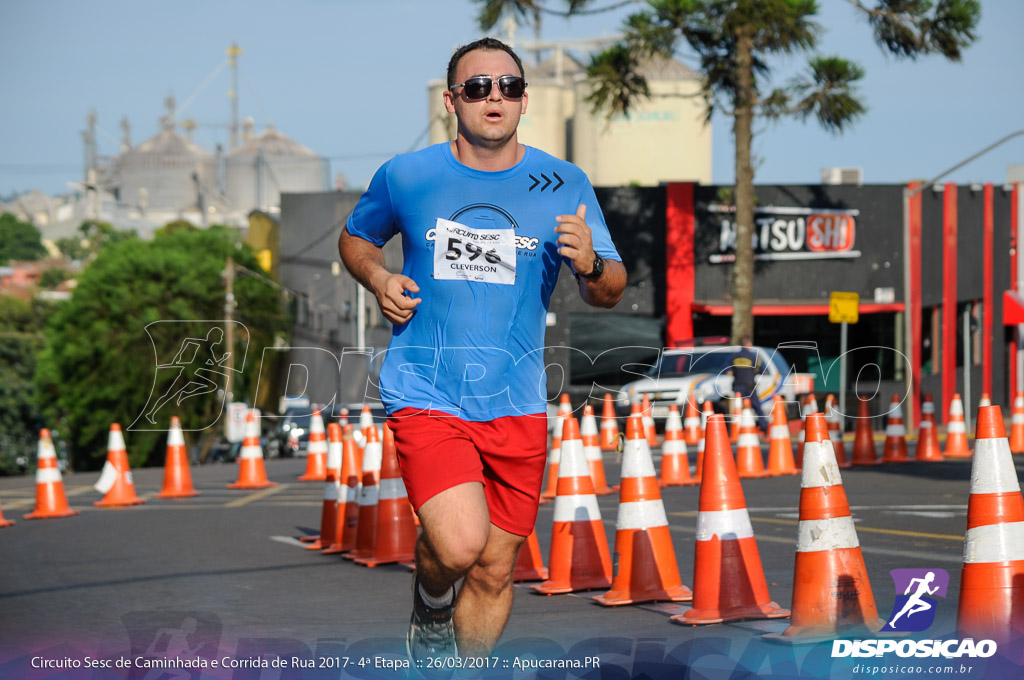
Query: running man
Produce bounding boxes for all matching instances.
[888,571,940,627]
[339,38,626,664]
[145,327,230,424]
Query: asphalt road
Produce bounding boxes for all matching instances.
[1,440,1021,680]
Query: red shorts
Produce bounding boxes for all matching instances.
[387,409,548,537]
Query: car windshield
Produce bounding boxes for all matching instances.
[649,349,739,377]
[284,413,311,429]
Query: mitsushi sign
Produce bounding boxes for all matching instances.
[710,204,860,263]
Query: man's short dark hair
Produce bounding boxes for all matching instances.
[447,37,526,89]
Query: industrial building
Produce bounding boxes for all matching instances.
[3,44,329,244]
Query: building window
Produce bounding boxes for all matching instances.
[955,300,981,368]
[921,306,935,375]
[971,300,982,367]
[568,313,663,386]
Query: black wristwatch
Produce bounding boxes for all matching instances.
[579,253,605,280]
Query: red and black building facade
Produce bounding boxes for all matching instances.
[546,181,1023,425]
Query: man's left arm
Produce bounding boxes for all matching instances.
[555,203,626,309]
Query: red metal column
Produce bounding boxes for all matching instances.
[1012,185,1020,397]
[665,183,695,346]
[983,184,993,397]
[942,184,958,418]
[908,182,923,425]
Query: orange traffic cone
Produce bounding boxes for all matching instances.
[768,413,884,642]
[915,393,944,462]
[336,407,350,428]
[825,395,848,468]
[323,425,361,554]
[155,417,200,498]
[957,405,1024,643]
[541,407,566,501]
[1010,392,1024,455]
[729,392,742,443]
[881,395,909,463]
[851,398,879,466]
[670,415,788,625]
[766,395,798,476]
[306,423,343,550]
[735,400,767,478]
[693,400,715,484]
[582,405,614,495]
[974,393,991,440]
[660,405,694,486]
[345,424,382,561]
[513,529,549,582]
[944,394,971,459]
[0,501,12,527]
[356,424,418,567]
[532,417,613,594]
[228,410,277,489]
[683,394,702,446]
[594,416,692,605]
[298,410,328,481]
[795,394,818,468]
[641,394,658,448]
[353,403,374,452]
[94,424,145,507]
[600,394,620,451]
[24,429,78,520]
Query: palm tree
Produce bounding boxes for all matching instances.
[476,0,979,343]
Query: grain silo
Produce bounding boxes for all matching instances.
[109,106,219,213]
[225,123,328,212]
[572,55,711,186]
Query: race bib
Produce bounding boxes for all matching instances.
[432,218,516,285]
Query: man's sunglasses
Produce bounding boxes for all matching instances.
[450,76,527,100]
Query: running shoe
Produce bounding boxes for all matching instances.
[406,577,458,678]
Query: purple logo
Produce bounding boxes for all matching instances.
[881,568,949,632]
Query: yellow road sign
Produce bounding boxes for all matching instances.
[829,292,859,324]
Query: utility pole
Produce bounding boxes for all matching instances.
[81,110,97,182]
[223,256,236,439]
[227,43,243,150]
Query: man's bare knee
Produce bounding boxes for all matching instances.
[466,556,514,594]
[465,531,523,593]
[429,533,488,574]
[418,483,491,576]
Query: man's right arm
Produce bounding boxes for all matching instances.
[338,228,421,325]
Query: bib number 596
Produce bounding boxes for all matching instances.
[445,238,501,264]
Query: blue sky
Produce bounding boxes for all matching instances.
[1,0,1021,200]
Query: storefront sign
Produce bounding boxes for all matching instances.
[709,205,861,263]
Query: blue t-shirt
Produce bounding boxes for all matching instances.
[346,142,621,421]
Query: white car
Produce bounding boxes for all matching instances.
[618,344,815,419]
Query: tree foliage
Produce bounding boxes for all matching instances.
[38,268,72,289]
[0,296,51,474]
[0,212,47,264]
[54,220,136,263]
[476,0,979,342]
[34,225,290,470]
